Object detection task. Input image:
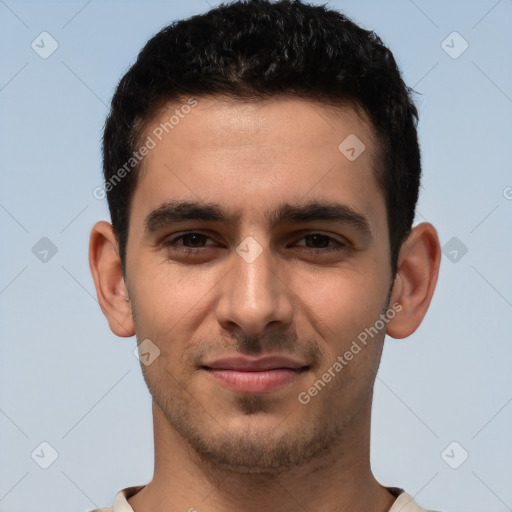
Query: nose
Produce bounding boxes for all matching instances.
[215,241,294,338]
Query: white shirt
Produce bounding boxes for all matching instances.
[90,485,439,512]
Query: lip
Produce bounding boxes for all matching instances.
[202,355,310,394]
[204,355,308,371]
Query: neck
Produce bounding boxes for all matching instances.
[129,396,395,512]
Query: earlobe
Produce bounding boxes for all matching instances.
[89,221,135,338]
[386,222,441,339]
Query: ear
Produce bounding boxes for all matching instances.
[89,221,135,337]
[386,222,441,339]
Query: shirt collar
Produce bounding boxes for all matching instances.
[112,486,145,512]
[110,485,429,512]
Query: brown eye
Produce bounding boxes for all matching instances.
[296,233,349,254]
[162,232,215,252]
[180,233,208,247]
[304,234,332,248]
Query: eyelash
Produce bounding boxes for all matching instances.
[162,231,348,254]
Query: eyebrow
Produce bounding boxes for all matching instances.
[144,200,373,238]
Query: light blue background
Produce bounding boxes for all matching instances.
[1,1,511,511]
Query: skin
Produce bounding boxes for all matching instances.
[89,96,441,512]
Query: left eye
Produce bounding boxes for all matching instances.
[295,234,344,249]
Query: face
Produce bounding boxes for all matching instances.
[124,97,395,473]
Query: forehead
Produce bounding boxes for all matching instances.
[142,96,378,162]
[132,96,385,230]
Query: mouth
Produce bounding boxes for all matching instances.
[201,355,310,394]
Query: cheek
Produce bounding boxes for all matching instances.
[293,265,389,332]
[130,258,220,338]
[300,272,387,395]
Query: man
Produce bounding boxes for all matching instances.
[89,0,442,510]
